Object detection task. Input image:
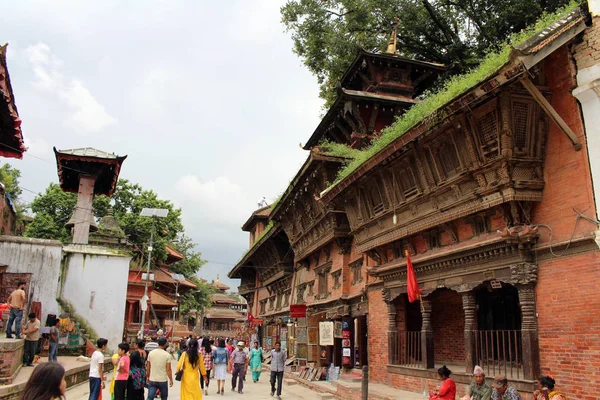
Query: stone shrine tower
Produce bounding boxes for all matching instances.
[54,147,127,244]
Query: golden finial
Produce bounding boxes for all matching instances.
[386,17,400,54]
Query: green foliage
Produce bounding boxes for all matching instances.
[323,0,581,188]
[318,141,362,159]
[179,277,215,316]
[169,234,208,278]
[281,0,574,106]
[25,179,189,267]
[0,163,22,200]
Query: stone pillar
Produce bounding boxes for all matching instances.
[387,301,398,365]
[462,292,476,373]
[518,284,540,379]
[421,299,434,369]
[72,175,97,244]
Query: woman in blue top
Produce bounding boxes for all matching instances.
[212,338,230,395]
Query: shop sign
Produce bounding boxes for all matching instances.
[342,339,351,347]
[319,321,334,346]
[342,330,351,339]
[290,304,307,318]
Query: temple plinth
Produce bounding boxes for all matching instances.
[54,147,127,244]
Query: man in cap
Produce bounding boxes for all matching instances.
[231,341,248,394]
[463,365,491,400]
[491,375,522,400]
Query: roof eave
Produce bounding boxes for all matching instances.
[228,224,281,279]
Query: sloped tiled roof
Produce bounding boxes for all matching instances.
[204,306,245,319]
[150,290,177,307]
[0,43,26,159]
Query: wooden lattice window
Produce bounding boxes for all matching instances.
[438,141,461,178]
[471,100,500,159]
[350,259,364,285]
[512,99,534,154]
[394,164,419,201]
[369,184,385,215]
[260,300,267,315]
[332,270,342,289]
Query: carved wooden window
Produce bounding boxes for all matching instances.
[268,296,275,311]
[276,293,283,310]
[470,100,500,160]
[369,183,385,215]
[393,163,419,202]
[284,291,290,307]
[307,281,315,296]
[350,259,364,285]
[296,283,306,304]
[427,229,441,250]
[332,270,342,289]
[512,99,535,154]
[471,215,490,236]
[438,141,461,178]
[318,273,329,298]
[259,300,267,315]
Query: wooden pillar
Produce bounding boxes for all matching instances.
[387,301,398,365]
[462,292,477,373]
[421,299,434,369]
[72,175,97,244]
[127,301,134,323]
[518,284,540,380]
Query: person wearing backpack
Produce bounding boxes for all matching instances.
[212,338,230,395]
[127,350,146,400]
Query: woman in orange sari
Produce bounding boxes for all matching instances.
[429,365,456,400]
[532,376,567,400]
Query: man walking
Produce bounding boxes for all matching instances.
[48,318,60,362]
[22,312,40,367]
[89,338,108,400]
[5,281,26,339]
[270,341,286,400]
[231,341,248,394]
[147,337,173,400]
[145,335,159,353]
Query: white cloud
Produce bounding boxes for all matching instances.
[24,42,117,132]
[175,175,250,226]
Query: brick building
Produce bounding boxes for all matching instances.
[231,5,600,399]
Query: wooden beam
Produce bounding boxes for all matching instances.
[521,77,582,151]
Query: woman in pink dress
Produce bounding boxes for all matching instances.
[429,365,456,400]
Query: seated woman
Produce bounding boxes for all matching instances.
[430,365,456,400]
[533,376,567,400]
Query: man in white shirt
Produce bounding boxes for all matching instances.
[147,337,173,399]
[145,335,159,353]
[88,338,108,400]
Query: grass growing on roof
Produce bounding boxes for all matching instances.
[325,0,582,188]
[238,220,275,262]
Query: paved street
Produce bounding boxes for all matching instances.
[67,368,317,400]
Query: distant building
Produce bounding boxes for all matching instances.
[198,277,247,338]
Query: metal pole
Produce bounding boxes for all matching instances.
[171,281,179,344]
[138,216,155,339]
[361,365,368,400]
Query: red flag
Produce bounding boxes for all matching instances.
[406,251,422,303]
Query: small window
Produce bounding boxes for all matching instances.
[370,184,385,215]
[351,259,364,285]
[512,100,534,152]
[318,273,329,298]
[428,230,441,249]
[296,284,306,304]
[332,270,342,289]
[260,300,266,315]
[307,281,315,296]
[439,142,461,178]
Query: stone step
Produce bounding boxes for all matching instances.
[338,374,362,383]
[284,378,297,385]
[316,393,335,400]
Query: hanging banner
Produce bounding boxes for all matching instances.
[319,321,334,346]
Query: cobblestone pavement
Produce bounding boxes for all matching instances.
[67,368,316,400]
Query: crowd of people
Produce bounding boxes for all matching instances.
[57,333,286,400]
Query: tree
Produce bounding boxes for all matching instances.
[0,162,22,200]
[25,179,187,266]
[169,234,208,278]
[179,277,215,316]
[281,0,571,106]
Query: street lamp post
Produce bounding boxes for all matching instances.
[170,274,185,344]
[138,208,169,339]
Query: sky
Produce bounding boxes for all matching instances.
[3,1,323,289]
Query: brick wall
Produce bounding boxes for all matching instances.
[537,251,600,400]
[531,46,597,242]
[431,289,465,363]
[572,16,600,71]
[367,288,390,382]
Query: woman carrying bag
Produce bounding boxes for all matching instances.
[175,338,208,400]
